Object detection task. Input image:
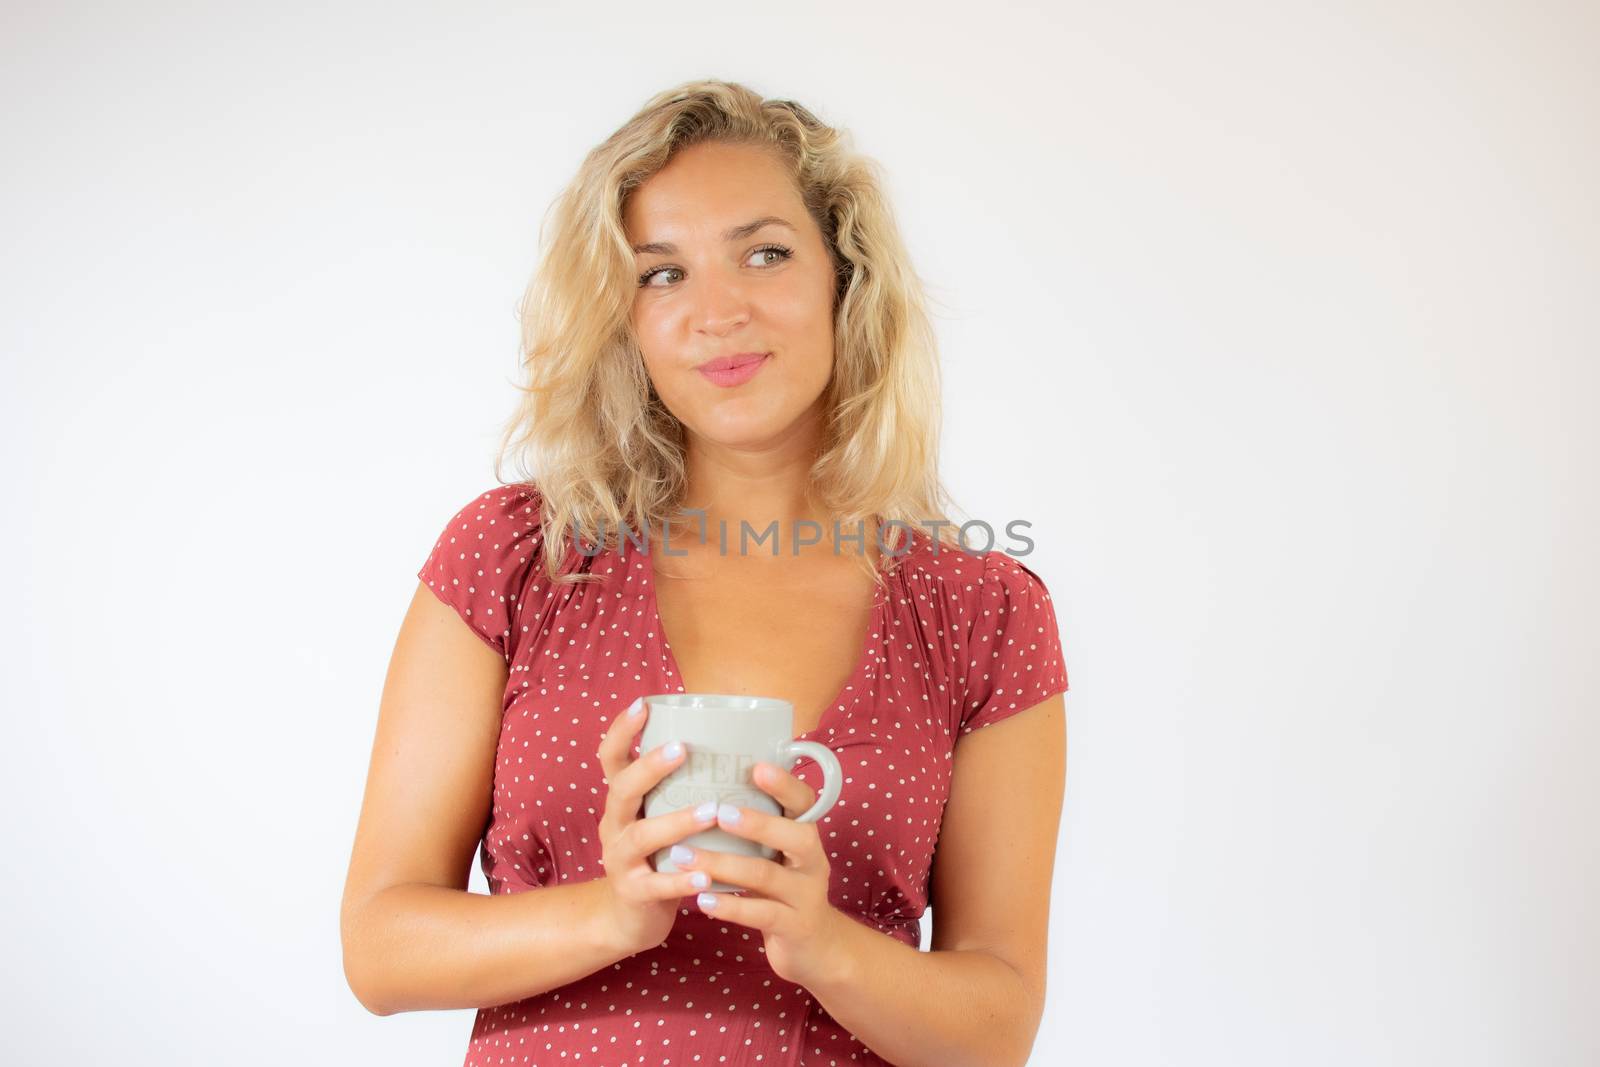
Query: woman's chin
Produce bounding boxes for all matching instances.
[689,406,814,451]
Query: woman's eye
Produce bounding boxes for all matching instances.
[639,266,683,288]
[746,243,794,268]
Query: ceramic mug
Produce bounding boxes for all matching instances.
[640,693,843,893]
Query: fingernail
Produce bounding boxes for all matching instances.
[663,740,684,760]
[694,800,717,822]
[690,871,710,890]
[670,844,694,864]
[627,697,644,717]
[697,892,718,910]
[717,802,742,825]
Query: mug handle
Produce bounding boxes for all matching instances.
[775,740,843,823]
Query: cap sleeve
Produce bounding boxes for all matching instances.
[416,483,545,661]
[957,553,1069,736]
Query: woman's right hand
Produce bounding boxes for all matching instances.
[595,697,718,955]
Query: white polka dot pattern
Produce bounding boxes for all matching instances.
[417,484,1070,1065]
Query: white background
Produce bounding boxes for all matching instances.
[3,2,1595,1064]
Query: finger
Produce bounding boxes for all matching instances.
[597,697,649,783]
[626,799,720,861]
[675,844,801,902]
[607,736,691,818]
[695,889,786,931]
[753,762,818,819]
[713,802,818,864]
[630,866,713,900]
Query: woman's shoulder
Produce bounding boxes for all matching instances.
[449,480,544,525]
[416,480,548,660]
[948,548,1068,733]
[423,480,548,573]
[894,532,1050,600]
[889,537,1067,731]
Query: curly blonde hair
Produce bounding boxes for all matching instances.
[492,78,964,587]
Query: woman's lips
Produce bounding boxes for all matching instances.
[697,353,770,388]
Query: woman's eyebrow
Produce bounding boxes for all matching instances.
[631,216,794,255]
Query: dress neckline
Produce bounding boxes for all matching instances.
[637,531,891,741]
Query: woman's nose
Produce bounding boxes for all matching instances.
[690,278,752,335]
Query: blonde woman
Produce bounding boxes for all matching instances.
[340,80,1071,1067]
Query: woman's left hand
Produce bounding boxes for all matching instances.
[677,762,850,990]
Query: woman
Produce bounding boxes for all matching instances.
[341,79,1070,1067]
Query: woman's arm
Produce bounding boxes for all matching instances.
[339,584,634,1016]
[805,695,1067,1067]
[344,879,631,1015]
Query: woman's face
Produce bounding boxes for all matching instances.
[624,140,837,451]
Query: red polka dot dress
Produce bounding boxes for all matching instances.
[417,483,1070,1066]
